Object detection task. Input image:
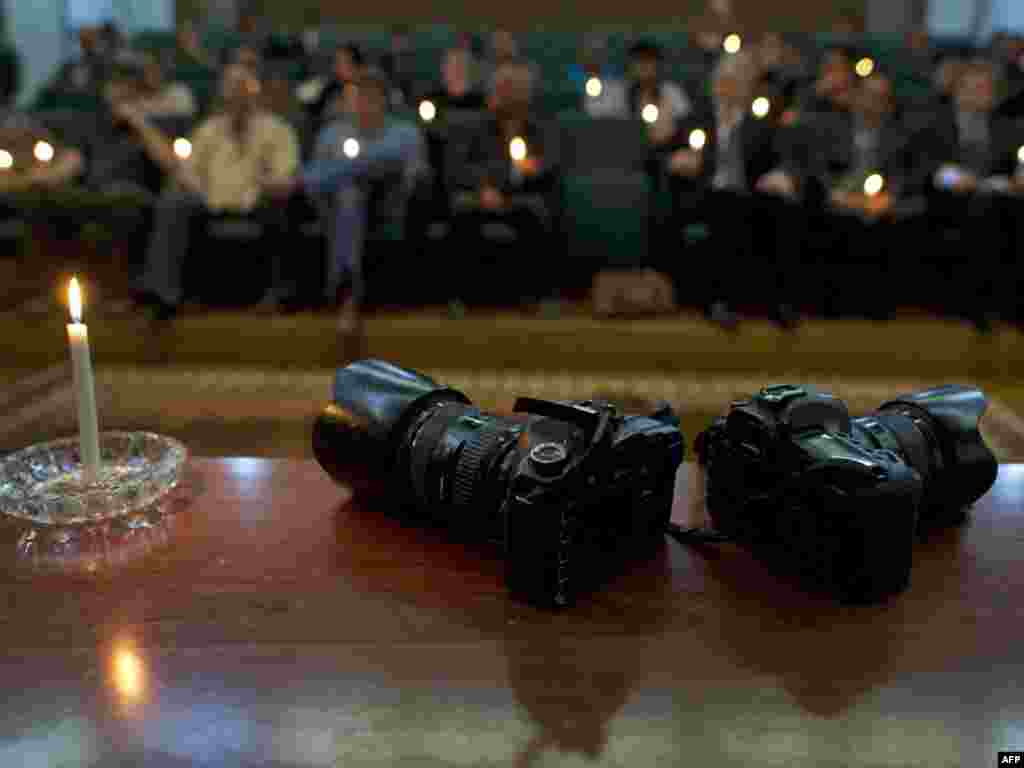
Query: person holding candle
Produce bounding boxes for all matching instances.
[445,57,563,310]
[657,50,807,330]
[267,67,427,331]
[0,112,84,195]
[626,40,693,146]
[123,63,299,321]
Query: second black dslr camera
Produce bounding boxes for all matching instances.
[313,360,684,608]
[695,384,997,604]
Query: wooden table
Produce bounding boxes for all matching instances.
[0,459,1021,767]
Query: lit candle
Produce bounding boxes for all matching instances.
[172,137,192,160]
[585,76,603,98]
[641,103,660,124]
[723,34,742,54]
[751,96,771,119]
[855,57,875,78]
[0,149,12,171]
[689,128,707,151]
[34,140,54,163]
[509,136,527,184]
[343,138,360,158]
[66,277,101,483]
[1016,145,1024,175]
[863,172,884,197]
[419,100,437,122]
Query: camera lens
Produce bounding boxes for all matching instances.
[398,401,526,539]
[850,385,997,523]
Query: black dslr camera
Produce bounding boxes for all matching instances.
[694,384,997,604]
[313,360,685,607]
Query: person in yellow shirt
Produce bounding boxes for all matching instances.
[121,63,299,320]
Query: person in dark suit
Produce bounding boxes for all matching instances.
[798,70,921,318]
[798,47,856,116]
[920,58,1024,331]
[298,44,364,128]
[658,50,806,329]
[446,58,562,309]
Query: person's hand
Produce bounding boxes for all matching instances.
[517,155,541,177]
[667,148,702,177]
[1011,173,1024,197]
[756,170,797,199]
[479,185,504,210]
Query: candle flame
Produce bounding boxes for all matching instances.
[752,96,771,119]
[0,149,12,170]
[864,173,884,197]
[69,277,82,323]
[419,100,436,122]
[1017,145,1024,165]
[113,648,144,701]
[343,138,360,158]
[641,103,659,124]
[34,140,54,163]
[585,76,603,98]
[723,34,742,54]
[855,57,875,78]
[173,137,192,159]
[509,137,527,162]
[689,128,707,151]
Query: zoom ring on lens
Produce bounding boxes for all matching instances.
[452,429,507,508]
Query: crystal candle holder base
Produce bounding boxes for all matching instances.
[0,431,187,526]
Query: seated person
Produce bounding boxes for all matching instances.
[0,112,83,196]
[122,63,300,320]
[445,58,562,309]
[572,37,628,118]
[297,44,363,126]
[658,51,805,330]
[920,58,1024,330]
[270,67,426,330]
[627,39,693,146]
[420,47,487,113]
[481,27,521,92]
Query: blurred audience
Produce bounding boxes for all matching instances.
[380,26,417,106]
[659,50,805,329]
[272,67,426,330]
[628,40,693,146]
[0,112,83,195]
[447,57,562,307]
[802,47,856,114]
[127,63,299,319]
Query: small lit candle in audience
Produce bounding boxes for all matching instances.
[723,34,742,54]
[172,137,192,160]
[509,136,527,162]
[863,173,884,197]
[0,149,12,171]
[751,96,771,119]
[856,57,875,78]
[641,103,659,124]
[343,138,360,158]
[419,99,436,122]
[66,277,101,483]
[585,76,603,98]
[34,140,54,164]
[1017,144,1024,168]
[689,128,707,151]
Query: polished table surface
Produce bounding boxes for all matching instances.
[0,458,1022,767]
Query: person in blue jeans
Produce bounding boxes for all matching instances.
[271,67,426,331]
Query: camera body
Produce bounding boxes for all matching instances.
[313,360,684,607]
[696,383,997,603]
[697,385,924,603]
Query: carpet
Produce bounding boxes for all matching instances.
[3,366,1023,463]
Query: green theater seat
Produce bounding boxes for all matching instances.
[563,170,651,271]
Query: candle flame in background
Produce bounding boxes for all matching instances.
[1017,145,1024,165]
[585,76,603,98]
[689,128,707,151]
[343,138,360,158]
[723,34,742,54]
[0,149,11,170]
[173,137,192,159]
[33,140,54,163]
[68,277,83,323]
[751,96,771,119]
[419,100,436,122]
[856,57,875,78]
[113,648,144,701]
[509,136,527,161]
[641,103,659,124]
[864,173,884,197]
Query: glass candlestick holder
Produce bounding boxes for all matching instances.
[0,432,188,573]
